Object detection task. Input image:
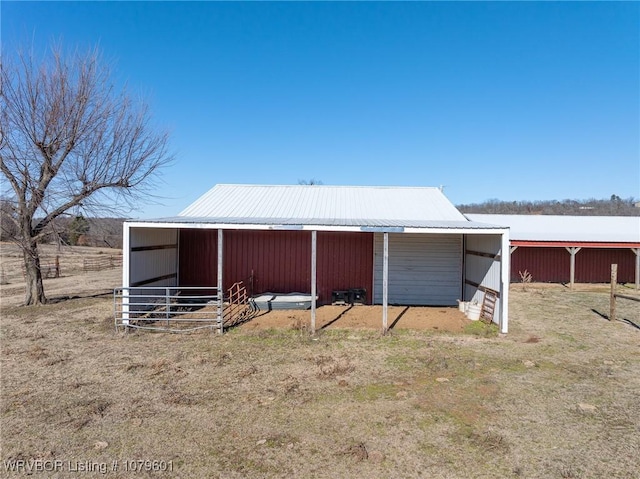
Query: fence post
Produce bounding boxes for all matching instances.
[610,264,617,322]
[55,256,60,278]
[166,287,170,327]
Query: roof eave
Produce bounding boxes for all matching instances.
[511,240,640,248]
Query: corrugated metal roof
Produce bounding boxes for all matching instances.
[466,214,640,243]
[178,184,474,227]
[132,216,501,230]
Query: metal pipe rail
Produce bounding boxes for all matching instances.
[114,286,220,332]
[224,281,256,327]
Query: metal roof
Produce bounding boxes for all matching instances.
[466,214,640,243]
[176,184,482,228]
[131,216,502,230]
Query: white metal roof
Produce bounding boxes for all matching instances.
[466,214,640,243]
[176,184,483,228]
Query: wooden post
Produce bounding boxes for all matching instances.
[55,256,60,278]
[610,264,617,322]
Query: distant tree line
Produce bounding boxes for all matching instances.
[1,201,124,248]
[457,195,639,216]
[2,195,638,251]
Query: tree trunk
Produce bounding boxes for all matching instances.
[23,240,46,305]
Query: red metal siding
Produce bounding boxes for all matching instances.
[178,229,374,304]
[223,230,311,296]
[317,232,374,305]
[510,246,637,283]
[576,248,636,283]
[178,229,217,287]
[510,247,569,283]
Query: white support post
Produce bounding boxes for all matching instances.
[633,248,640,291]
[217,229,224,334]
[311,230,317,334]
[175,228,180,289]
[121,223,131,323]
[382,232,389,333]
[500,231,510,334]
[565,247,581,289]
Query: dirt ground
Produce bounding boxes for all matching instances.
[242,305,468,332]
[1,244,639,478]
[0,242,465,333]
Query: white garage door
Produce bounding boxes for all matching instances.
[373,233,462,305]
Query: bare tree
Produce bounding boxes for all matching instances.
[0,198,18,241]
[0,44,172,305]
[298,179,323,185]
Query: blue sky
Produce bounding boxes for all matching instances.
[3,1,639,218]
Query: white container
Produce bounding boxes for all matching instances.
[467,303,481,321]
[457,300,468,313]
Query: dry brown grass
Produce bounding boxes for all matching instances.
[0,242,121,302]
[1,247,639,478]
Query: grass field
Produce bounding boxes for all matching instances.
[1,245,639,478]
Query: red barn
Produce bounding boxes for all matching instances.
[121,185,510,332]
[467,214,640,288]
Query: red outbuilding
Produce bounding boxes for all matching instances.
[120,185,511,333]
[467,214,640,288]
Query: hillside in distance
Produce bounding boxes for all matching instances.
[458,195,639,216]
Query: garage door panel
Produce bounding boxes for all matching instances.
[374,233,462,305]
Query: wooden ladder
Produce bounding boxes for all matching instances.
[481,289,498,324]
